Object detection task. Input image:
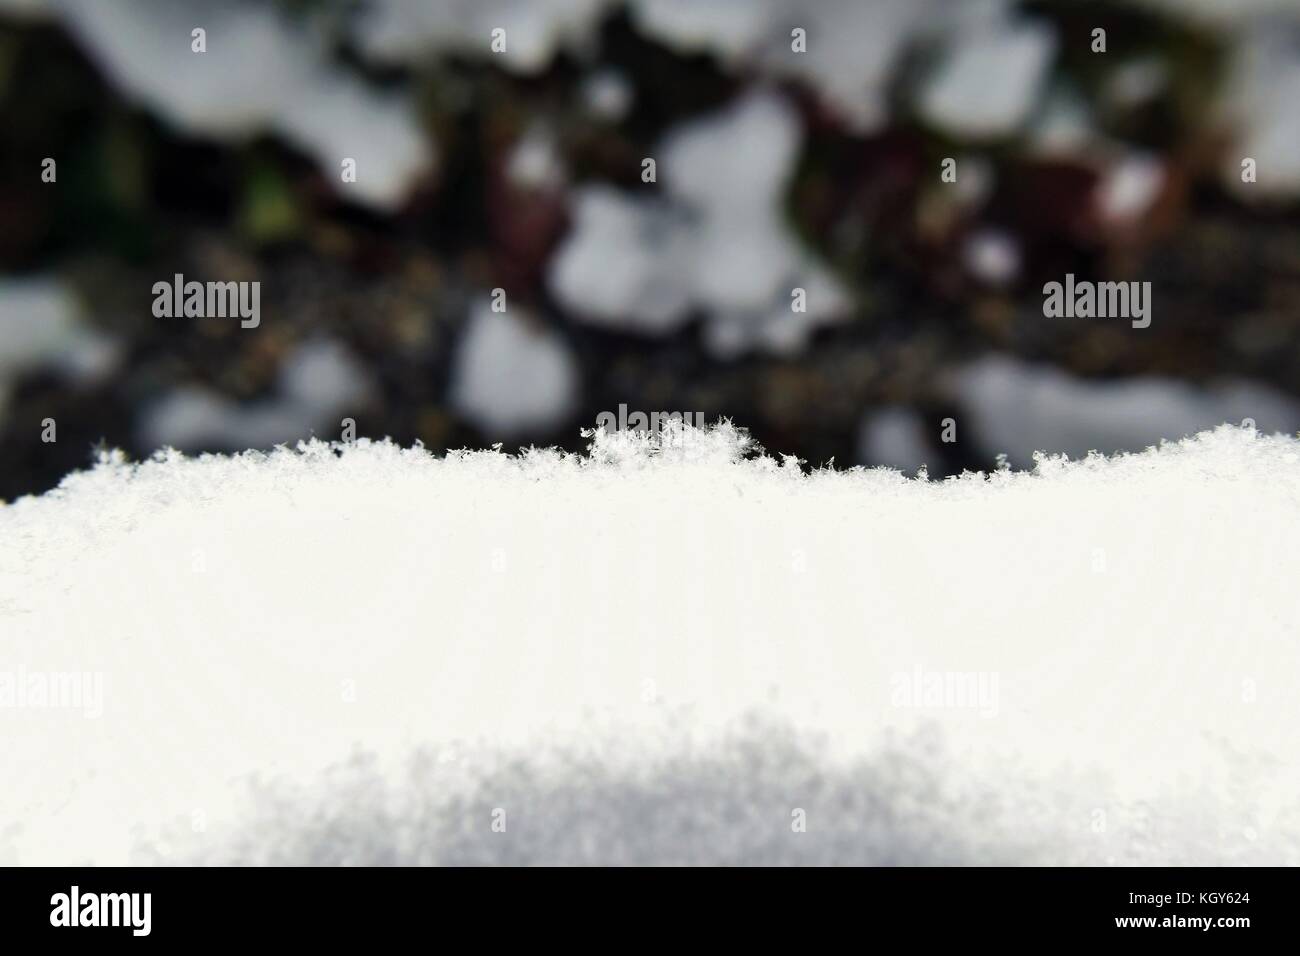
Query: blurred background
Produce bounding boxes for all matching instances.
[1,0,1298,501]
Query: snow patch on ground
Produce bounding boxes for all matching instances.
[632,0,939,132]
[548,91,849,356]
[955,354,1300,467]
[137,339,370,452]
[449,298,579,438]
[48,0,432,210]
[0,278,119,417]
[1096,152,1166,223]
[918,7,1057,139]
[1219,24,1300,200]
[857,406,933,473]
[355,0,613,74]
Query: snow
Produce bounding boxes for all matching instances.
[448,299,579,437]
[548,90,849,357]
[46,0,432,211]
[2,422,1299,864]
[630,0,771,60]
[354,0,613,73]
[1096,152,1166,223]
[955,354,1300,468]
[856,406,932,473]
[548,186,695,334]
[1103,57,1168,109]
[951,154,996,207]
[580,69,634,122]
[1028,84,1095,157]
[0,278,119,417]
[963,229,1021,286]
[345,0,1027,136]
[505,123,567,192]
[1220,25,1300,200]
[278,339,372,414]
[631,0,941,132]
[137,338,370,452]
[5,0,1300,866]
[918,11,1057,139]
[136,387,321,453]
[0,278,101,380]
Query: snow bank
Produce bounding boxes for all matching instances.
[2,423,1299,865]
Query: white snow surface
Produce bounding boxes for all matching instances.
[2,422,1299,865]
